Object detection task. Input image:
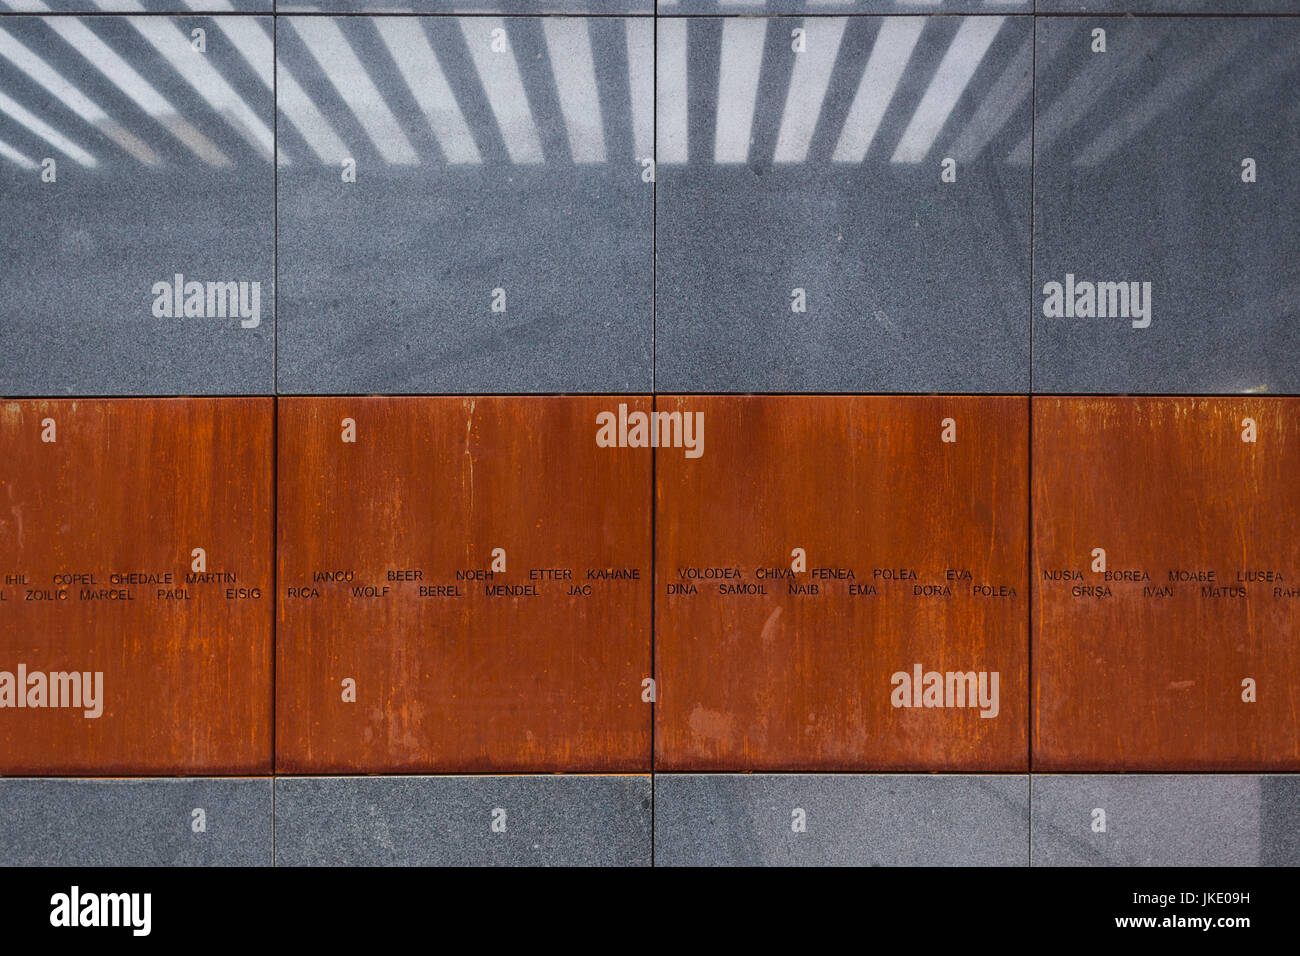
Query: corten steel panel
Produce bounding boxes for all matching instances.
[655,396,1029,771]
[0,399,274,775]
[276,396,653,773]
[1033,397,1300,771]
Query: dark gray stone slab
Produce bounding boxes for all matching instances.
[288,2,652,13]
[662,1,1031,13]
[656,15,1031,392]
[274,775,653,865]
[1030,775,1300,866]
[1038,1,1298,13]
[8,1,270,12]
[276,15,653,393]
[1032,18,1300,394]
[1259,775,1300,867]
[0,778,272,866]
[654,774,1029,866]
[0,15,276,396]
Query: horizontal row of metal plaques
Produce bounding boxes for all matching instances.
[2,395,1296,773]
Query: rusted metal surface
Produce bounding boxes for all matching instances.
[1033,397,1300,771]
[0,399,274,774]
[655,395,1029,771]
[276,396,653,773]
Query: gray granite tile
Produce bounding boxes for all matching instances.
[655,774,1029,866]
[276,15,653,394]
[1032,18,1300,394]
[1038,1,1299,13]
[9,1,270,12]
[662,1,1031,13]
[289,2,652,13]
[656,15,1031,393]
[0,15,276,396]
[1029,775,1289,866]
[0,778,272,866]
[1259,775,1300,867]
[274,775,653,865]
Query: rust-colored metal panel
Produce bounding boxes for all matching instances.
[276,396,653,773]
[1033,397,1300,771]
[0,399,273,775]
[655,396,1029,771]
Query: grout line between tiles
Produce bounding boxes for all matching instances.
[650,9,658,868]
[649,396,656,867]
[1026,11,1036,861]
[271,13,279,868]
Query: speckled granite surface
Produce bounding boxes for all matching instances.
[274,775,653,866]
[1032,17,1300,393]
[0,778,272,866]
[1031,775,1300,866]
[0,16,274,395]
[655,774,1030,866]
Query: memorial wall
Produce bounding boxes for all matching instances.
[1,1,1296,867]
